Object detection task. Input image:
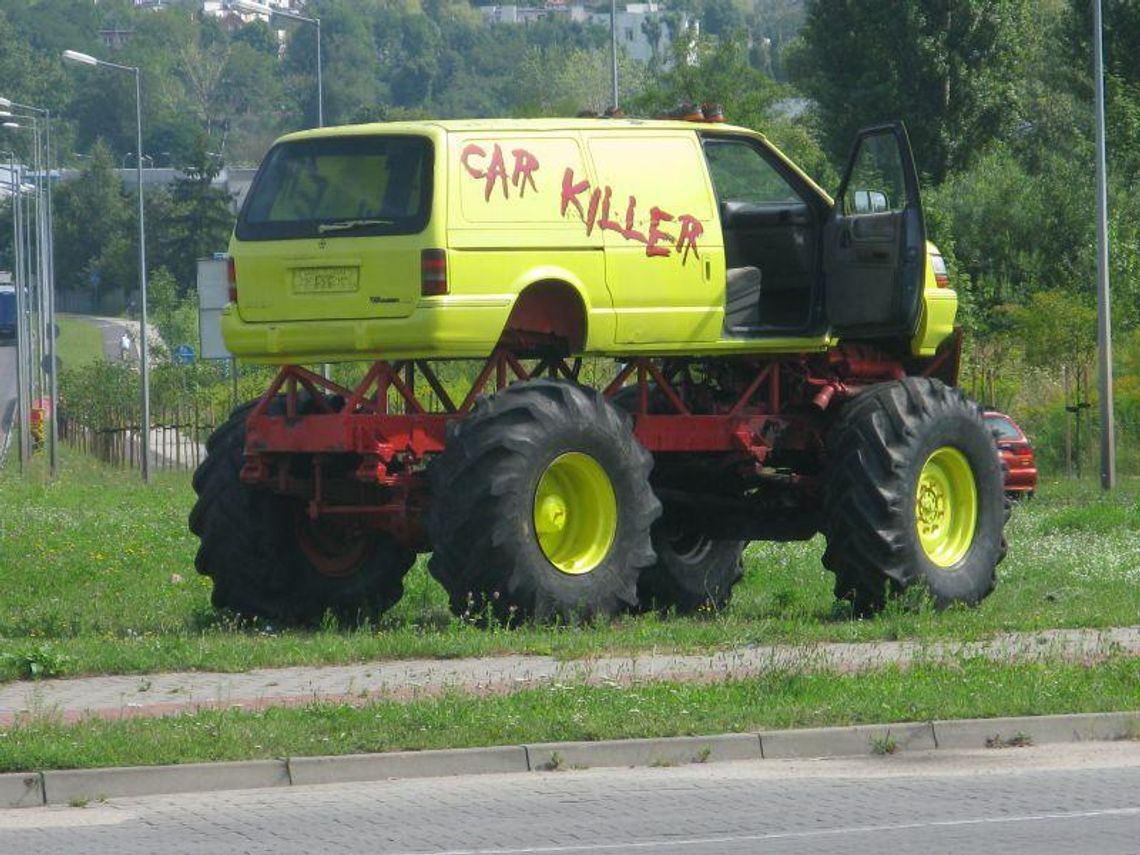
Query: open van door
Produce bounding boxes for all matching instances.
[823,123,925,339]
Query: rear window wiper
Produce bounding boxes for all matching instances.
[317,218,395,234]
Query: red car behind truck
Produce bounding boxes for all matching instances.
[984,412,1037,498]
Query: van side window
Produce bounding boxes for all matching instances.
[704,140,803,205]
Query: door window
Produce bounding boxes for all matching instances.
[841,134,907,214]
[705,140,803,205]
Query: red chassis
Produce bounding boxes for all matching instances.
[239,332,962,551]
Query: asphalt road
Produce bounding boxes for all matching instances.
[3,742,1139,854]
[0,341,17,456]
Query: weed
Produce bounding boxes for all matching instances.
[1,645,73,680]
[650,757,677,767]
[694,746,712,764]
[68,796,89,808]
[546,751,564,771]
[985,731,1034,749]
[870,731,898,755]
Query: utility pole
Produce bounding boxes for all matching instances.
[1093,0,1115,489]
[610,0,619,110]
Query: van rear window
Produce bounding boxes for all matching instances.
[237,135,433,241]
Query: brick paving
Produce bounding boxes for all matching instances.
[2,742,1140,853]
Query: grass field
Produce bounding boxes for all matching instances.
[1,447,1137,683]
[55,315,106,369]
[2,656,1138,771]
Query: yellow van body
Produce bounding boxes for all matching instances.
[222,119,956,363]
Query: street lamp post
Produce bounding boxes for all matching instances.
[3,151,32,467]
[2,106,59,478]
[236,0,322,127]
[7,100,61,478]
[63,49,152,482]
[2,119,45,410]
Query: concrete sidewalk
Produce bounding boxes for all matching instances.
[2,626,1138,726]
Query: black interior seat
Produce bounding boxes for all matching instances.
[724,266,762,331]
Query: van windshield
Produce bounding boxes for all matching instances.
[237,135,433,241]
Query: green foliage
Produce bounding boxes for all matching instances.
[52,141,135,298]
[1008,291,1096,371]
[630,25,783,131]
[789,0,1036,182]
[0,644,72,679]
[147,267,198,350]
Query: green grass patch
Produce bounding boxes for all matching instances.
[2,656,1137,771]
[55,315,106,368]
[1,449,1139,682]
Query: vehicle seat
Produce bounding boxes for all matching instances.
[724,266,762,331]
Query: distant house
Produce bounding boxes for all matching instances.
[98,23,134,49]
[479,3,688,65]
[204,0,308,22]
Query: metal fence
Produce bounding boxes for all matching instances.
[60,405,215,472]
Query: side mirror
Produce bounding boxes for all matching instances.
[851,189,889,213]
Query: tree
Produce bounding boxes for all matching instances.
[701,0,746,36]
[285,0,377,127]
[633,26,782,131]
[789,0,1036,181]
[52,140,134,304]
[150,143,235,295]
[748,0,806,81]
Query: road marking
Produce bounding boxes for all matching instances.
[388,806,1140,855]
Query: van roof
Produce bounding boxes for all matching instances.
[269,118,828,202]
[275,117,763,144]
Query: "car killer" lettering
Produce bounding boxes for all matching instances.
[461,143,540,202]
[458,144,702,264]
[560,167,702,264]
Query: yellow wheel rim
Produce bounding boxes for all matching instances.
[916,446,978,567]
[533,452,617,575]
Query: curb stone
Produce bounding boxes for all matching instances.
[289,745,527,786]
[934,711,1140,750]
[7,711,1139,808]
[525,734,761,771]
[0,772,43,808]
[760,721,936,759]
[41,760,289,805]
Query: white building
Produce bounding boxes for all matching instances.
[480,3,687,65]
[588,3,677,64]
[204,0,305,21]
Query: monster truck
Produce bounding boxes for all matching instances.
[190,117,1004,625]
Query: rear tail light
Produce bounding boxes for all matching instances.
[421,249,448,296]
[227,256,237,303]
[931,252,950,288]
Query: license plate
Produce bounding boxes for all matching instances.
[292,266,359,294]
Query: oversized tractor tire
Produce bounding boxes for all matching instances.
[427,379,661,624]
[189,401,415,625]
[637,517,746,614]
[822,377,1005,615]
[609,384,747,614]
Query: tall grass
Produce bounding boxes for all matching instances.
[0,449,1137,682]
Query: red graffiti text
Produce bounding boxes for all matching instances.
[461,143,540,202]
[560,167,702,264]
